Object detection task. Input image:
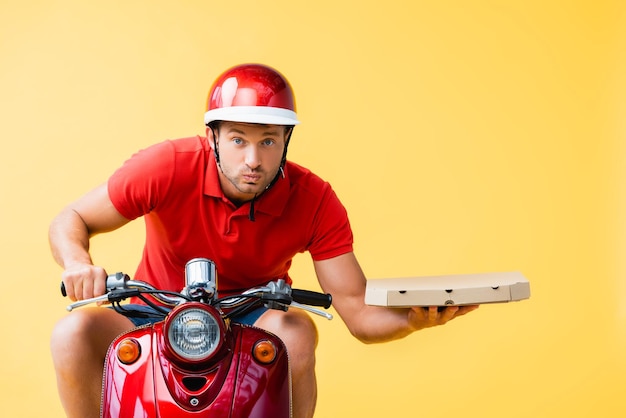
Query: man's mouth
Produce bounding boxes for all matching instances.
[242,173,261,183]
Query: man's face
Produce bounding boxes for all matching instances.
[212,121,288,204]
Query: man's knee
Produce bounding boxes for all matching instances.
[50,308,133,363]
[256,309,319,359]
[51,310,90,356]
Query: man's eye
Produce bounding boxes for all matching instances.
[262,139,275,146]
[233,138,244,145]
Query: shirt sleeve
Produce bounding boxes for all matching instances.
[307,185,354,261]
[108,141,176,220]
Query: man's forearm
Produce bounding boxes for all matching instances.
[49,208,93,269]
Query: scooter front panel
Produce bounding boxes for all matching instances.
[101,328,158,418]
[230,324,291,418]
[101,321,292,417]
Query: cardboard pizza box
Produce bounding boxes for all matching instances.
[365,271,530,307]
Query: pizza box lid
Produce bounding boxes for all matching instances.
[365,271,530,307]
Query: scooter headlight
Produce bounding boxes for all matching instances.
[165,305,223,362]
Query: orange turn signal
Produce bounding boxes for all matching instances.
[117,338,141,365]
[253,340,277,364]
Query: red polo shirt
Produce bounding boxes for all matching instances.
[108,135,353,295]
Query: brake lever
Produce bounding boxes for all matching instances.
[66,294,110,312]
[290,301,333,320]
[65,289,141,312]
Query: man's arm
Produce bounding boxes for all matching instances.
[49,183,130,302]
[314,252,478,343]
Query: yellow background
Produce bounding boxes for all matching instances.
[1,1,624,416]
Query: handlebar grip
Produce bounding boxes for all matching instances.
[60,272,128,298]
[291,289,332,309]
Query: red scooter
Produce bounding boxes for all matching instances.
[61,258,333,417]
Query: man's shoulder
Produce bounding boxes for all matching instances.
[167,135,210,153]
[284,161,338,204]
[135,136,208,159]
[285,161,328,190]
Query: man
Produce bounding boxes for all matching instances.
[49,63,477,418]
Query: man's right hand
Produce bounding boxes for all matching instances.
[61,264,108,302]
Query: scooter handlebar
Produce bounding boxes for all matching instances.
[59,274,333,319]
[291,289,332,309]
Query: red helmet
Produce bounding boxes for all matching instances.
[204,64,300,126]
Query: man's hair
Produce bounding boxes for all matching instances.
[208,121,293,135]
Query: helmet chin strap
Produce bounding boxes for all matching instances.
[209,126,222,168]
[249,166,278,221]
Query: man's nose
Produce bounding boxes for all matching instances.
[245,146,261,169]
